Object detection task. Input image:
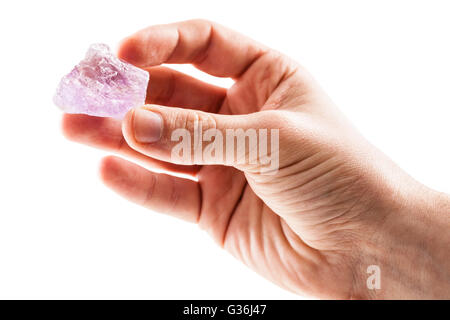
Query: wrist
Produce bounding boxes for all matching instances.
[352,181,450,299]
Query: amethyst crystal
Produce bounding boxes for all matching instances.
[54,43,149,118]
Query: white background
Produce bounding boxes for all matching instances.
[0,0,449,299]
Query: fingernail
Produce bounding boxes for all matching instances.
[133,108,162,143]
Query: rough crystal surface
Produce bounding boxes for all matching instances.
[54,43,149,118]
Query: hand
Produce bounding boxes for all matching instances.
[62,20,450,299]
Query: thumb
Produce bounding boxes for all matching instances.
[122,105,283,173]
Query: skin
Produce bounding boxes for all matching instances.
[62,20,450,299]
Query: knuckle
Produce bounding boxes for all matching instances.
[167,178,181,213]
[167,110,218,164]
[142,174,157,206]
[171,110,218,134]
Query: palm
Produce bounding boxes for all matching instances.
[195,54,287,242]
[199,165,310,293]
[192,64,357,297]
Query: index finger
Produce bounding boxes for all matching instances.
[118,19,268,78]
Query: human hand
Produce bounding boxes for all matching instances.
[62,20,450,299]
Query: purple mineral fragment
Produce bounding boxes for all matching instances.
[54,43,149,118]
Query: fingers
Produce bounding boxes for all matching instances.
[118,19,267,78]
[122,105,283,170]
[61,64,227,174]
[145,66,226,112]
[62,114,199,175]
[100,155,201,222]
